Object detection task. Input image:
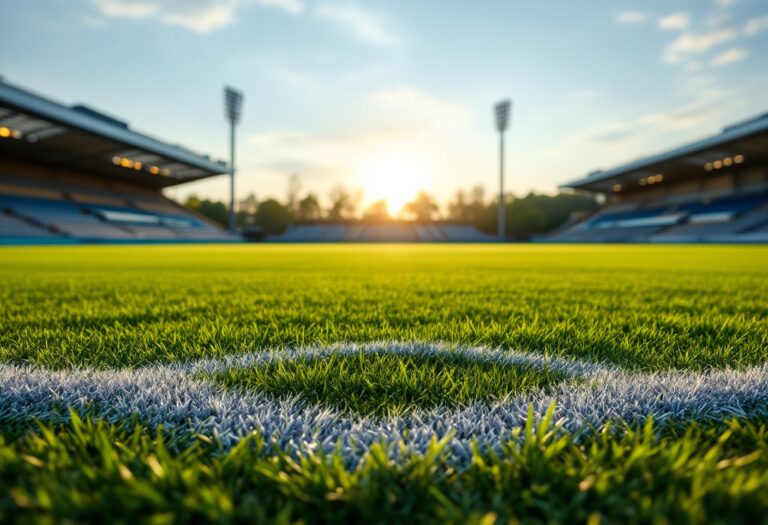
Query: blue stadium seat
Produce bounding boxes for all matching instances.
[0,193,236,242]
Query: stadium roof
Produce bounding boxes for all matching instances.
[563,111,768,193]
[0,79,229,188]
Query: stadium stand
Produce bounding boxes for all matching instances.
[552,111,768,243]
[272,222,492,242]
[0,80,238,243]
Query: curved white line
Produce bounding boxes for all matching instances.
[1,342,767,465]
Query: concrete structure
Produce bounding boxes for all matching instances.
[272,222,492,242]
[552,112,768,242]
[0,80,237,243]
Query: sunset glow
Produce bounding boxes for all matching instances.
[359,150,434,214]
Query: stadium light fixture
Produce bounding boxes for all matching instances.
[224,86,244,233]
[0,126,22,139]
[494,99,512,241]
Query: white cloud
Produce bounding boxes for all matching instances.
[366,87,468,130]
[662,28,738,63]
[91,0,158,18]
[581,105,713,145]
[659,12,691,31]
[711,47,748,67]
[245,87,470,206]
[91,0,403,43]
[744,15,768,36]
[576,77,729,148]
[161,2,241,32]
[580,123,637,144]
[615,11,647,25]
[316,2,398,46]
[90,0,303,33]
[254,0,304,15]
[637,103,718,129]
[249,87,468,156]
[570,64,757,180]
[714,0,736,7]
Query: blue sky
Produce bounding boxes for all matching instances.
[2,0,768,212]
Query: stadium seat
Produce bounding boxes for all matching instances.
[551,190,768,243]
[0,194,134,239]
[0,190,237,242]
[273,223,491,242]
[0,211,59,240]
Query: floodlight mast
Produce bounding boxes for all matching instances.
[224,86,244,233]
[494,100,511,242]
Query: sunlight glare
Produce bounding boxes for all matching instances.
[360,151,433,214]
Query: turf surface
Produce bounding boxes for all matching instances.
[1,244,766,370]
[206,350,566,416]
[3,412,768,524]
[2,244,768,523]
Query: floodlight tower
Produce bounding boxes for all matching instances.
[494,99,511,241]
[224,86,244,232]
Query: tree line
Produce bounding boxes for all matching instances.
[183,182,598,240]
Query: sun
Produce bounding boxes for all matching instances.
[360,150,433,214]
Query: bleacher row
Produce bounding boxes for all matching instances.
[550,191,768,243]
[273,223,492,242]
[0,175,235,243]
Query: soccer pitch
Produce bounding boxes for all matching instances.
[2,244,768,523]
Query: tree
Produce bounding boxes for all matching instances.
[404,191,439,221]
[363,199,391,221]
[286,173,301,218]
[237,192,259,225]
[183,183,598,239]
[327,185,358,219]
[471,191,599,239]
[507,202,548,237]
[447,187,599,238]
[184,194,228,227]
[297,193,322,221]
[468,185,486,222]
[254,199,292,234]
[238,193,258,215]
[447,189,468,221]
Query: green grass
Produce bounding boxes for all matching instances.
[3,412,768,524]
[206,351,566,416]
[1,244,767,370]
[2,244,768,523]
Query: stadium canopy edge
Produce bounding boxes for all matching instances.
[562,111,768,193]
[0,80,229,188]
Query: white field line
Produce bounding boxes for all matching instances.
[2,342,768,465]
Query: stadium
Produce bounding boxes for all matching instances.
[0,81,494,244]
[552,111,768,242]
[0,80,236,244]
[272,220,491,242]
[2,2,768,520]
[3,78,766,245]
[2,81,768,523]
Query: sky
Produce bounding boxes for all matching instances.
[2,0,768,214]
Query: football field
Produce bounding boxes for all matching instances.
[2,244,768,523]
